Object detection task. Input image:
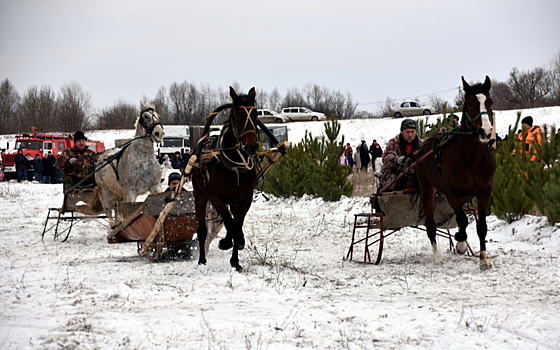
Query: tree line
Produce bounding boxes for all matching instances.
[373,49,560,118]
[0,79,358,134]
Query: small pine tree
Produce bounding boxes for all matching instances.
[490,112,535,223]
[259,117,353,201]
[518,124,560,224]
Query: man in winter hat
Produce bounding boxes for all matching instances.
[57,131,99,191]
[378,119,423,192]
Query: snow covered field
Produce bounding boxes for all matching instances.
[1,107,560,349]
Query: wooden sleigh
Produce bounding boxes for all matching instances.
[107,191,223,261]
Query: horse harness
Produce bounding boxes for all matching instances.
[195,105,258,177]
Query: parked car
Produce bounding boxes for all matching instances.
[390,101,437,118]
[279,107,327,121]
[257,109,291,123]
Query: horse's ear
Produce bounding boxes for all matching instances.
[229,86,237,99]
[483,75,491,92]
[461,76,470,92]
[248,87,256,98]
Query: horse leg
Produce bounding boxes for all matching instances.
[99,185,116,227]
[229,198,252,272]
[476,191,492,269]
[210,199,236,251]
[194,197,208,265]
[421,187,441,263]
[454,206,469,254]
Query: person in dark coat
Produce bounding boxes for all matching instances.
[369,139,383,172]
[33,154,43,181]
[171,151,186,170]
[42,151,56,184]
[359,140,370,172]
[14,149,27,182]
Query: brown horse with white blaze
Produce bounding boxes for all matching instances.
[414,76,496,268]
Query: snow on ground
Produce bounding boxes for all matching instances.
[1,107,560,349]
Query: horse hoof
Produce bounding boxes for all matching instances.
[456,241,467,255]
[198,258,207,265]
[231,264,243,272]
[479,251,492,270]
[219,239,233,250]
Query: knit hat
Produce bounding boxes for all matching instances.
[168,172,181,186]
[521,116,533,127]
[74,131,87,142]
[400,119,417,131]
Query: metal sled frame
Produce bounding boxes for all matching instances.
[346,192,476,265]
[42,208,107,242]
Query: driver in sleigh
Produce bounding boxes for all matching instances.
[378,119,424,193]
[57,131,99,192]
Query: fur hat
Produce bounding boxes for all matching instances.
[168,172,181,186]
[74,131,87,142]
[400,119,417,131]
[521,116,533,127]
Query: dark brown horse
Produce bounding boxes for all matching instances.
[192,87,259,271]
[415,76,495,268]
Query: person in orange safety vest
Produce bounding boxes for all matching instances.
[512,116,542,161]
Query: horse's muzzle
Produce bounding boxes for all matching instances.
[244,144,258,156]
[151,125,165,143]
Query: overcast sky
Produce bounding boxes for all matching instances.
[1,0,559,113]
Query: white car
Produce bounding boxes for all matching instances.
[390,101,437,118]
[257,109,291,123]
[279,107,327,121]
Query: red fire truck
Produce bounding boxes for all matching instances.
[1,128,105,180]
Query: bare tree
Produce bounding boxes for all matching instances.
[425,95,445,113]
[490,80,515,110]
[151,86,171,124]
[267,87,282,112]
[19,85,57,132]
[55,81,93,132]
[375,97,396,118]
[549,49,560,105]
[95,99,137,129]
[507,67,552,108]
[0,79,21,134]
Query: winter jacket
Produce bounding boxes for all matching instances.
[33,157,43,175]
[379,134,424,189]
[359,144,370,166]
[14,152,27,171]
[57,146,98,178]
[514,125,543,161]
[42,155,56,177]
[171,156,186,170]
[369,143,383,159]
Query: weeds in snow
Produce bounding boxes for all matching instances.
[459,306,509,332]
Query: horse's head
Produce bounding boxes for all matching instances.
[228,86,258,156]
[461,76,494,142]
[136,103,164,143]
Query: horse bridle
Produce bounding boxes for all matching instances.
[230,105,257,141]
[461,91,493,135]
[218,105,258,172]
[139,107,163,138]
